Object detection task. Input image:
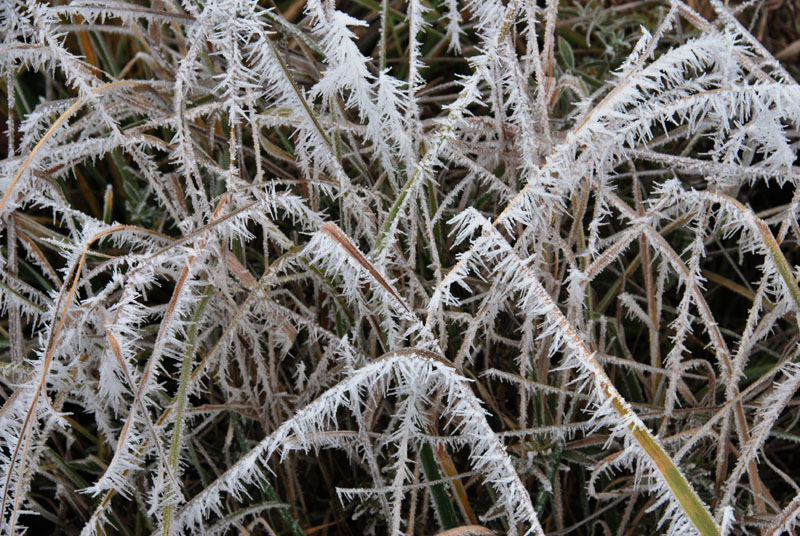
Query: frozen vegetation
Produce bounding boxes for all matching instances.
[1,0,800,534]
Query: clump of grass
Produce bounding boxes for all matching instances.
[1,0,799,534]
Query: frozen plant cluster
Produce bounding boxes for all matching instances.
[1,0,799,534]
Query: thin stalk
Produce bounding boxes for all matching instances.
[534,392,579,516]
[380,0,389,70]
[161,285,214,536]
[266,39,333,151]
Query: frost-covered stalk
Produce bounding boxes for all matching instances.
[160,287,213,536]
[444,210,720,535]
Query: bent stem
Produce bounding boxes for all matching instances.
[557,298,720,536]
[499,232,720,536]
[0,81,146,216]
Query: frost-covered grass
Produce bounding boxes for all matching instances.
[1,0,800,534]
